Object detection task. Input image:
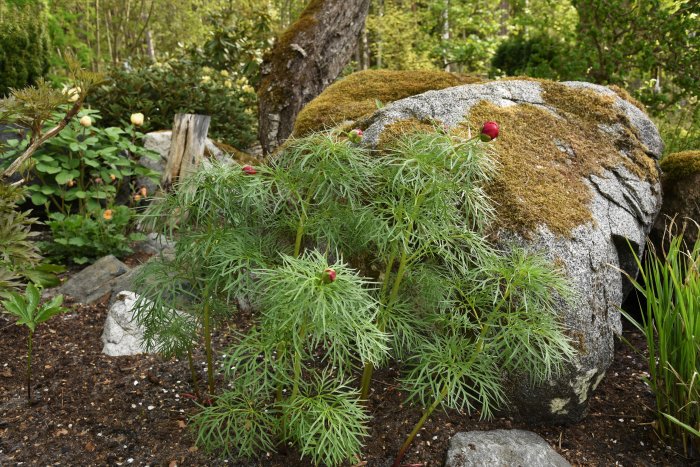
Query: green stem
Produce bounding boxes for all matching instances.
[294,213,306,257]
[291,321,307,400]
[187,348,201,398]
[293,174,322,257]
[202,289,215,394]
[393,385,448,467]
[26,330,33,403]
[275,341,286,402]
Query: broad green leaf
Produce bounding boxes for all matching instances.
[30,192,47,205]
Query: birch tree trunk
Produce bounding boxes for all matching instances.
[257,0,371,154]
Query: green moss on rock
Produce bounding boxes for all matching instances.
[660,150,700,181]
[462,82,659,236]
[293,70,483,137]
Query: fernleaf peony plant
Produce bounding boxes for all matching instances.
[134,125,575,466]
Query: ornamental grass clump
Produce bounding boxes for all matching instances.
[622,225,700,456]
[134,125,575,466]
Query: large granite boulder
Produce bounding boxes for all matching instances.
[651,150,700,247]
[302,76,663,422]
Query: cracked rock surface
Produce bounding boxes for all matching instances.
[101,291,150,357]
[361,80,662,423]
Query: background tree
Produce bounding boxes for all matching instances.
[257,0,371,154]
[0,0,51,97]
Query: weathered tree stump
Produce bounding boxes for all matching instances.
[161,113,211,187]
[257,0,371,154]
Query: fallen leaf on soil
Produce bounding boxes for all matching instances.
[85,441,96,452]
[188,446,198,453]
[177,420,186,429]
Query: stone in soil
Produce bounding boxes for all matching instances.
[445,429,571,467]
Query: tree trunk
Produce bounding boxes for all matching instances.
[161,114,211,187]
[257,0,371,154]
[441,0,451,72]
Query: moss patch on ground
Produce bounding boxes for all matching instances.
[293,70,483,137]
[660,150,700,182]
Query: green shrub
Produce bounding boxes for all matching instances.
[0,107,158,264]
[43,206,143,265]
[134,129,575,465]
[0,184,62,290]
[88,57,258,149]
[491,34,585,80]
[0,1,51,96]
[623,228,700,456]
[656,102,700,156]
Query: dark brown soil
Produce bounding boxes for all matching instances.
[0,296,693,466]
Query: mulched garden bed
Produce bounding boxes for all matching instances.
[0,295,693,466]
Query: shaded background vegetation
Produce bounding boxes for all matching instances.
[0,0,698,153]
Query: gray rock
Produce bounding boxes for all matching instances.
[360,79,662,422]
[58,255,131,304]
[101,291,150,356]
[137,232,176,256]
[445,430,570,467]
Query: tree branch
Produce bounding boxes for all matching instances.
[2,100,84,180]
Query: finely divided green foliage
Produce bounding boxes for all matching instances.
[281,372,370,467]
[138,130,575,465]
[255,251,388,371]
[192,379,278,459]
[623,230,700,455]
[402,333,507,418]
[268,132,382,256]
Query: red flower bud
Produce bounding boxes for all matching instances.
[322,267,337,283]
[348,128,363,144]
[242,165,257,175]
[480,121,499,142]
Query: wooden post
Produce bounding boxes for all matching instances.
[161,114,211,187]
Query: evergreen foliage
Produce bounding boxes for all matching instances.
[0,0,51,96]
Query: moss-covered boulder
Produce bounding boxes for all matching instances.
[342,77,662,423]
[292,69,483,137]
[652,150,700,246]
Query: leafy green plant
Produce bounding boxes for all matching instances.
[134,129,575,466]
[0,184,63,290]
[622,227,700,456]
[1,283,66,402]
[88,57,257,149]
[1,107,159,214]
[43,206,143,265]
[491,34,586,81]
[1,106,158,264]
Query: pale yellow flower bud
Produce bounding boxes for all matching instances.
[79,115,92,127]
[130,113,145,126]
